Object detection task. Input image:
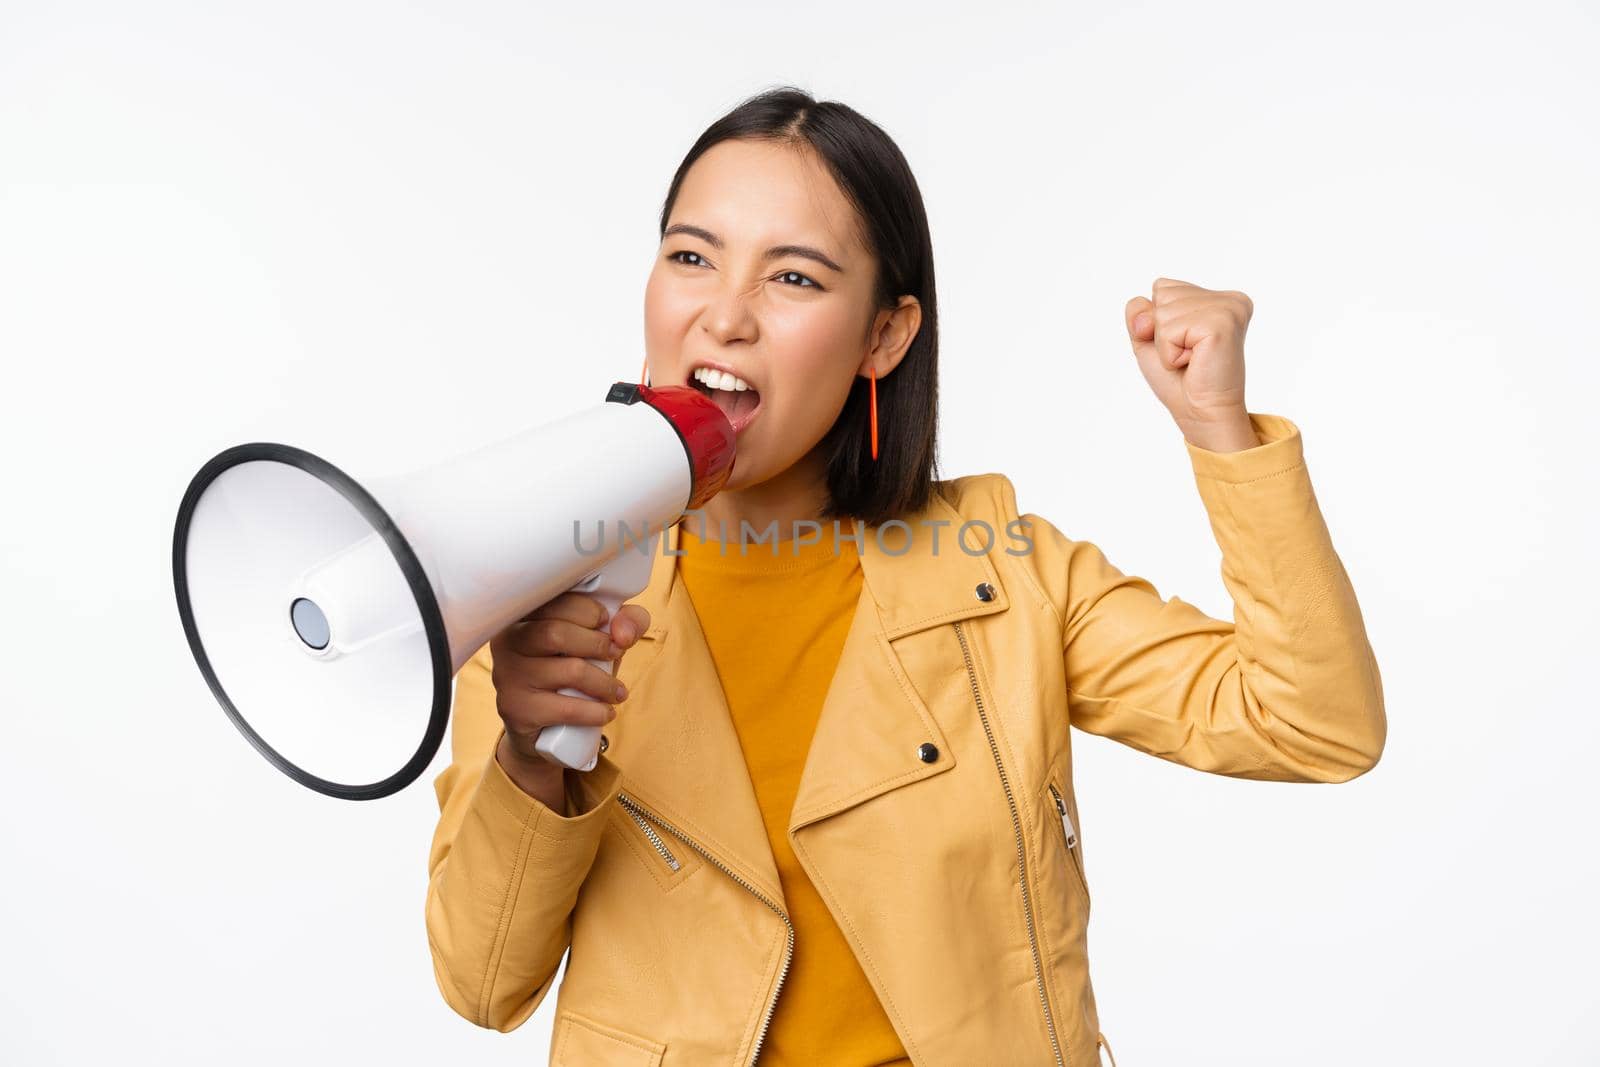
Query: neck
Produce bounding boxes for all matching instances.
[693,441,836,546]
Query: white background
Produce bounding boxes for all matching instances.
[3,2,1596,1063]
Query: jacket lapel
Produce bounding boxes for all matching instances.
[612,487,1012,906]
[788,490,1010,833]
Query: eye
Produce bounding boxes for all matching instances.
[668,250,707,267]
[776,270,820,289]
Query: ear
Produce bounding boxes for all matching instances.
[859,295,922,378]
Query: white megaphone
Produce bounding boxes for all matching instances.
[173,381,735,800]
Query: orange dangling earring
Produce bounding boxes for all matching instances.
[868,367,879,461]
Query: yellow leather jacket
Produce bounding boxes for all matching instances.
[425,411,1386,1066]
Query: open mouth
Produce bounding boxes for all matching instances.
[688,365,763,433]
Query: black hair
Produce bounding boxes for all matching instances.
[656,85,940,527]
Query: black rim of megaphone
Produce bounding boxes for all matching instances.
[172,442,453,802]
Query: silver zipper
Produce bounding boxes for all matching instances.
[1049,782,1091,901]
[954,621,1067,1067]
[1048,783,1077,849]
[622,801,682,871]
[617,790,794,1066]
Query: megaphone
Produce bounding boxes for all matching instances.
[172,381,735,801]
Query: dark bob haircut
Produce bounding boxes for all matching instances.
[655,85,940,528]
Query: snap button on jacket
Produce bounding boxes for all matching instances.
[424,412,1387,1065]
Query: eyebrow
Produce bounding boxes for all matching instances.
[662,223,845,274]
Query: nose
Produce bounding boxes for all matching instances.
[700,279,760,346]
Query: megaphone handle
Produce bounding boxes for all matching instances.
[534,538,658,773]
[535,591,623,773]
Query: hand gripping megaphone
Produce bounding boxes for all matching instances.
[172,381,735,800]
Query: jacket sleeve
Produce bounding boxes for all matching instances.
[424,641,624,1031]
[1016,411,1386,783]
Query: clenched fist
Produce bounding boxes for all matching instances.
[1125,277,1260,451]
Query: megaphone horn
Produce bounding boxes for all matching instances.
[173,381,735,800]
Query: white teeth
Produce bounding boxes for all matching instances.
[692,366,753,393]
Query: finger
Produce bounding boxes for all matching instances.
[1230,289,1254,320]
[522,652,627,704]
[500,680,619,729]
[520,592,611,630]
[1155,311,1218,369]
[1157,318,1191,369]
[1125,296,1155,343]
[607,604,651,649]
[506,615,624,660]
[501,690,617,733]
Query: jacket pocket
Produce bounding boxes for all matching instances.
[611,797,701,892]
[1047,780,1091,906]
[551,1008,666,1066]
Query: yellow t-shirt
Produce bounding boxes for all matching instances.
[677,522,911,1067]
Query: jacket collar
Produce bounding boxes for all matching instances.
[611,485,1011,905]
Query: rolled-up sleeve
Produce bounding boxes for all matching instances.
[1023,412,1386,783]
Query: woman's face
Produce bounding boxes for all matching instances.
[643,138,919,490]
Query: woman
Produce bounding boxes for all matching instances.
[424,87,1386,1067]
